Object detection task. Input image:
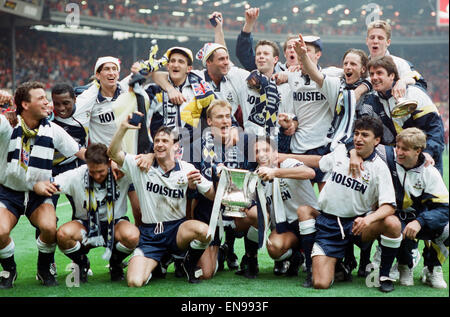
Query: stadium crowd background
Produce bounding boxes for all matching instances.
[0,0,448,149]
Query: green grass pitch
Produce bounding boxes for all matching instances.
[1,152,448,299]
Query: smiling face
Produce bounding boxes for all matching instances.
[369,65,395,94]
[23,88,50,120]
[206,48,230,78]
[254,139,277,167]
[343,52,366,85]
[395,140,421,169]
[95,62,120,91]
[167,52,192,86]
[52,91,75,119]
[366,28,391,58]
[153,130,178,162]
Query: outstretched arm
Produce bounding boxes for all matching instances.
[257,164,315,182]
[210,11,226,47]
[150,72,186,105]
[236,7,259,71]
[107,112,141,167]
[294,34,325,88]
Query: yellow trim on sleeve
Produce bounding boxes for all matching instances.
[413,105,438,120]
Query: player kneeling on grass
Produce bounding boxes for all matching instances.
[34,143,140,283]
[254,137,319,286]
[299,117,402,292]
[107,114,215,287]
[350,128,448,288]
[382,128,448,288]
[0,82,85,289]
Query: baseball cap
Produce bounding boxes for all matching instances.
[302,36,323,51]
[94,56,121,74]
[165,46,194,65]
[196,43,228,67]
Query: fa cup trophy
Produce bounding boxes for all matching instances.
[391,98,418,118]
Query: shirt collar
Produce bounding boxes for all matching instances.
[97,85,122,103]
[348,149,377,162]
[364,149,377,162]
[152,159,181,177]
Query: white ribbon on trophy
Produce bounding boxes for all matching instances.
[207,166,269,248]
[272,177,287,225]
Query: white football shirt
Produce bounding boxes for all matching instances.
[318,144,396,217]
[121,154,213,224]
[54,164,131,221]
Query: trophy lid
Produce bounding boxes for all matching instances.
[391,98,418,118]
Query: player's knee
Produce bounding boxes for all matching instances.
[266,240,282,259]
[313,278,332,289]
[56,225,70,243]
[122,227,140,247]
[201,267,215,280]
[0,231,10,245]
[127,275,145,288]
[383,215,401,234]
[196,222,210,240]
[39,220,57,236]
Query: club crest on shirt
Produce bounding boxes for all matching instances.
[361,172,370,185]
[413,179,423,190]
[226,92,234,103]
[177,175,188,186]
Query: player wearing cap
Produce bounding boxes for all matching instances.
[74,56,143,226]
[275,35,339,191]
[75,56,127,145]
[145,46,214,141]
[0,81,85,288]
[108,114,215,286]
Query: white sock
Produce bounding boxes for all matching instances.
[0,239,15,259]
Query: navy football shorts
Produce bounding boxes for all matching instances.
[0,184,54,219]
[313,212,367,259]
[272,220,302,242]
[135,218,186,262]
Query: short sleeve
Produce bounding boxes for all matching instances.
[52,123,80,158]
